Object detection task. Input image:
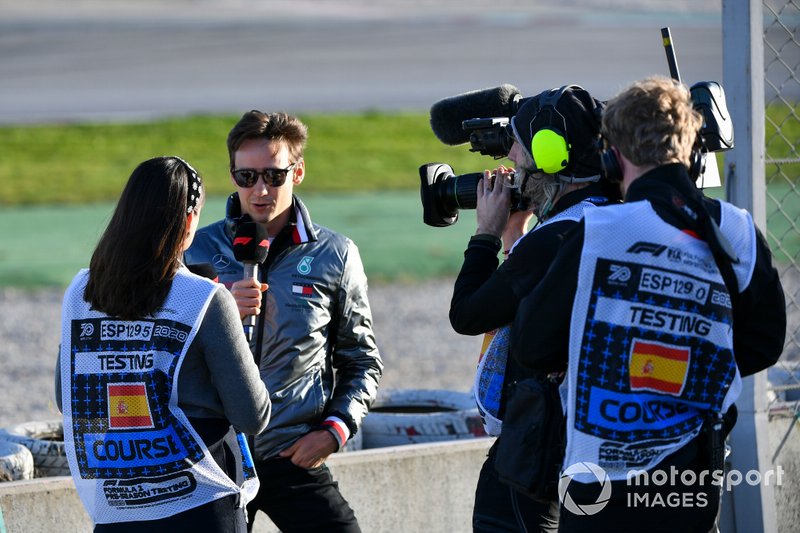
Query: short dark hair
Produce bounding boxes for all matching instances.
[84,156,203,319]
[227,111,308,169]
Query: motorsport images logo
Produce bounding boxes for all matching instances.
[558,462,612,515]
[559,462,785,514]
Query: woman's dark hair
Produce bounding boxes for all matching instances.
[84,156,202,319]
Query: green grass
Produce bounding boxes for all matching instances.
[0,192,478,289]
[0,112,491,205]
[0,104,795,207]
[0,105,797,289]
[0,111,499,288]
[0,202,115,287]
[766,100,800,161]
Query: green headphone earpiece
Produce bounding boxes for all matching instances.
[528,85,573,174]
[531,128,569,174]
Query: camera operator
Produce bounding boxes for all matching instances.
[511,76,786,532]
[449,85,621,532]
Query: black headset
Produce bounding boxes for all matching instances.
[598,140,622,183]
[525,85,581,175]
[599,137,704,183]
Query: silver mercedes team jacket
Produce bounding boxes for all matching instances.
[185,194,383,460]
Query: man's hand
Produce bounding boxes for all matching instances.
[230,279,269,321]
[475,167,513,237]
[278,430,339,469]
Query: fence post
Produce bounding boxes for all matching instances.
[722,1,776,532]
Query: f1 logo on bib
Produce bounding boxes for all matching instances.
[559,462,612,515]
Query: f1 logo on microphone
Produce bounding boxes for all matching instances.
[233,237,253,246]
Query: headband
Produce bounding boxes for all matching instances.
[173,156,203,214]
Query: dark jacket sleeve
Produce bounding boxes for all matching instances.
[450,222,576,336]
[510,223,585,373]
[449,234,512,335]
[732,227,786,376]
[326,240,383,435]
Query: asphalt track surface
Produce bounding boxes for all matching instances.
[0,0,725,124]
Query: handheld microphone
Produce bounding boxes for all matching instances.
[232,222,270,342]
[429,84,523,146]
[186,262,219,283]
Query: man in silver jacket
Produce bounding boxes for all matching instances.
[185,110,382,533]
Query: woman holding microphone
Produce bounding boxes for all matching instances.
[56,156,270,532]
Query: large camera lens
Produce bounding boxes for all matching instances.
[419,163,525,227]
[419,163,482,227]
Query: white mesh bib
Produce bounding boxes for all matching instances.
[60,268,254,524]
[561,201,751,481]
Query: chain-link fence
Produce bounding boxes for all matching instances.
[763,0,800,466]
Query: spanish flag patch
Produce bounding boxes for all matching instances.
[107,383,154,429]
[629,339,690,396]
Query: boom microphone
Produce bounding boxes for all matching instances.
[429,84,523,146]
[232,221,270,342]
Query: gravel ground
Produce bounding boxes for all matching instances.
[0,279,481,429]
[1,272,797,428]
[2,275,798,530]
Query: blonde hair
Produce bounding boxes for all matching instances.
[601,76,703,167]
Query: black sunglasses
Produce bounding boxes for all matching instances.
[231,161,299,188]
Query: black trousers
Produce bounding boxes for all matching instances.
[95,495,245,533]
[473,442,559,532]
[246,457,360,533]
[557,478,719,533]
[558,438,720,533]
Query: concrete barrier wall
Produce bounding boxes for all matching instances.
[0,438,494,533]
[0,477,92,533]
